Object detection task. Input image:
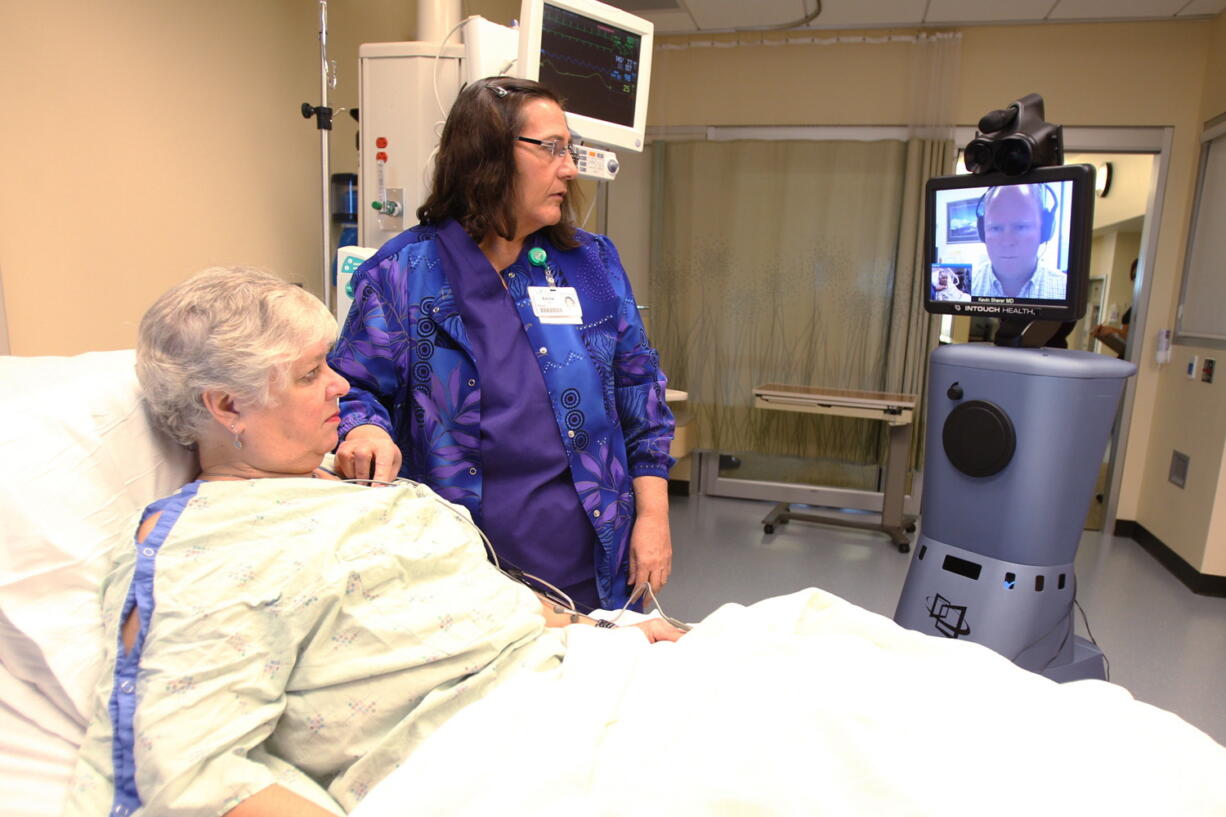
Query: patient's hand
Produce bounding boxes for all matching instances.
[336,424,402,483]
[632,618,687,643]
[224,784,338,817]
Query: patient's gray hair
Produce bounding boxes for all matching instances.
[137,267,337,446]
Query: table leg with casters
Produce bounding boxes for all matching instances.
[881,420,915,552]
[750,384,918,551]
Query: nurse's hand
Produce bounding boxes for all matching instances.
[336,424,402,484]
[628,509,672,592]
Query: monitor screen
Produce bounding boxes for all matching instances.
[923,164,1095,323]
[517,0,653,152]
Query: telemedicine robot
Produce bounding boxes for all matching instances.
[893,96,1136,682]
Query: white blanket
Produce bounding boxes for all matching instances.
[353,589,1226,817]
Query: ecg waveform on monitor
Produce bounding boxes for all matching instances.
[540,54,625,94]
[539,4,640,128]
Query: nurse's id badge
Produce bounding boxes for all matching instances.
[528,286,583,324]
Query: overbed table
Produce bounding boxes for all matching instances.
[752,383,918,552]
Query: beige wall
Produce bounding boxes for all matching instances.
[1199,10,1226,577]
[954,22,1208,128]
[1065,151,1147,352]
[1073,154,1154,232]
[651,21,1209,129]
[651,17,1224,574]
[1089,234,1117,297]
[0,0,321,355]
[324,2,416,181]
[1202,11,1226,120]
[1106,231,1141,329]
[1139,9,1226,574]
[651,35,914,127]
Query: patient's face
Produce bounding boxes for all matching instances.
[236,339,350,473]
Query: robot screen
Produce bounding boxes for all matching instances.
[923,164,1095,323]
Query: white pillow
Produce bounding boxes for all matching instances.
[0,350,196,723]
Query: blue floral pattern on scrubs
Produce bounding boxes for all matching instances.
[329,222,674,609]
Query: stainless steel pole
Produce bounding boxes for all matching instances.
[318,0,332,310]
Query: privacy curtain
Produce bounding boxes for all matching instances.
[647,33,959,483]
[886,137,955,470]
[649,138,910,477]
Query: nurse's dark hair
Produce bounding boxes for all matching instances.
[416,76,582,249]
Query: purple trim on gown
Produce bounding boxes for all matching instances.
[436,221,596,591]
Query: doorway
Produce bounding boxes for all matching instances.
[1071,152,1152,530]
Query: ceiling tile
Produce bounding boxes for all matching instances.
[804,0,928,29]
[635,9,700,33]
[636,0,1226,33]
[925,0,1060,24]
[688,0,809,30]
[1048,0,1188,19]
[1176,0,1226,15]
[609,0,684,10]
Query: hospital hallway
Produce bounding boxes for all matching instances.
[662,494,1226,747]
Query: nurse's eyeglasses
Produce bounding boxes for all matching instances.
[516,136,580,164]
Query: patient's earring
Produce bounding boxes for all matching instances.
[230,423,243,449]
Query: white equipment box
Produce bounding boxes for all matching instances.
[358,41,464,250]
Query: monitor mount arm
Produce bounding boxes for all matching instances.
[994,318,1063,348]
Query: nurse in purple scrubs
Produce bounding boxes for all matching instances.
[328,77,676,613]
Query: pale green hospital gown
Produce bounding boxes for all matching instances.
[62,479,568,816]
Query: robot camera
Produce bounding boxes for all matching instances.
[963,93,1063,176]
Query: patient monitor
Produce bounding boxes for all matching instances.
[355,0,652,252]
[515,0,654,155]
[894,95,1136,682]
[514,0,654,181]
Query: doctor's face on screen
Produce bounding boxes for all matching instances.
[983,186,1043,284]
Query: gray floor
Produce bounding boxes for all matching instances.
[660,493,1226,747]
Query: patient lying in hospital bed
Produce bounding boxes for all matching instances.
[3,268,1225,817]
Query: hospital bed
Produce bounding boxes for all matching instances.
[0,350,195,817]
[4,350,1225,817]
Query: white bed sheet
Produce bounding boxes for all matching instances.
[353,589,1226,817]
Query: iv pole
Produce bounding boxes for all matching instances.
[301,0,334,310]
[306,0,459,309]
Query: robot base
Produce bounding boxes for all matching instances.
[1043,636,1106,683]
[894,535,1105,682]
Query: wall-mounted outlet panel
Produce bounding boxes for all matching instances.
[1169,450,1189,489]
